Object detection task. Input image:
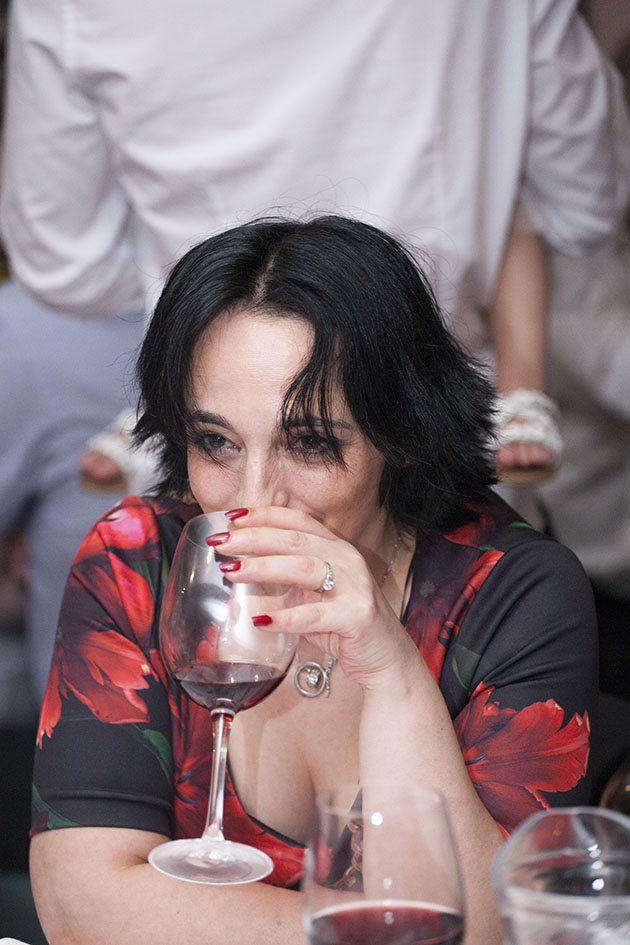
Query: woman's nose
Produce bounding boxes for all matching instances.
[236,456,289,509]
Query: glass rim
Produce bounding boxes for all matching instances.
[492,805,630,902]
[180,510,232,550]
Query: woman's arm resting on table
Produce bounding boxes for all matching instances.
[359,535,597,945]
[30,827,302,945]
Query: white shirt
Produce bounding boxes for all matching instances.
[537,236,630,596]
[2,0,629,353]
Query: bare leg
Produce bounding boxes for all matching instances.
[489,228,561,481]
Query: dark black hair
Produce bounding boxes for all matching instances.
[135,215,497,532]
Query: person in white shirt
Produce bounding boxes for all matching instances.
[1,0,629,697]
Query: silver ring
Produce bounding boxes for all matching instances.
[315,561,335,594]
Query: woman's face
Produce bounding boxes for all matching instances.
[186,309,388,549]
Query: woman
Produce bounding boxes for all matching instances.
[31,217,597,945]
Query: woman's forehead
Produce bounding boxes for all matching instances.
[192,308,312,372]
[189,308,349,420]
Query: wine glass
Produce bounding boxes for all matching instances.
[492,806,630,945]
[302,781,465,945]
[148,511,297,884]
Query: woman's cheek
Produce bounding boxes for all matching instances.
[187,455,233,510]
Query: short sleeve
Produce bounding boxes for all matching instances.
[32,500,176,838]
[448,537,598,834]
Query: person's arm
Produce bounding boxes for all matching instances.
[489,227,547,397]
[359,532,597,945]
[488,225,558,475]
[31,828,302,945]
[359,647,505,945]
[219,509,510,945]
[0,0,143,317]
[28,500,304,945]
[522,0,630,252]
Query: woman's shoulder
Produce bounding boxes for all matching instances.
[87,494,201,556]
[410,488,550,594]
[439,489,589,587]
[100,493,201,526]
[440,488,546,554]
[405,488,591,678]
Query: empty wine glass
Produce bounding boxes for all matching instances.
[148,511,297,884]
[302,781,465,945]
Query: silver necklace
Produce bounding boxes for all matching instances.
[294,531,402,698]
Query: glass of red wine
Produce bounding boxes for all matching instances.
[302,781,465,945]
[148,511,297,884]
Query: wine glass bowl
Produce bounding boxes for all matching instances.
[492,806,630,945]
[302,781,465,945]
[148,511,297,884]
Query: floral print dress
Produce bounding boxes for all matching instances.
[32,490,596,888]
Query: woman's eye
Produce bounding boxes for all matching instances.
[289,433,335,459]
[192,432,238,458]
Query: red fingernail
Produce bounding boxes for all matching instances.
[225,508,248,520]
[252,614,273,627]
[205,532,229,546]
[218,559,241,572]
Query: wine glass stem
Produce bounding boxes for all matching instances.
[202,708,234,842]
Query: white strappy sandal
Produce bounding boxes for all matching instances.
[494,389,563,484]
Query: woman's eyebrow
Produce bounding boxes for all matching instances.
[284,416,354,432]
[187,409,354,434]
[187,409,234,430]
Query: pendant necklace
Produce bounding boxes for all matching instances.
[293,530,402,698]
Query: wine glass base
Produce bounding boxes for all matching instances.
[148,836,274,885]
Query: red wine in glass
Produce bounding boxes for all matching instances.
[309,901,464,945]
[303,783,465,945]
[174,659,288,713]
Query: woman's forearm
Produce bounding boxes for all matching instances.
[359,644,504,945]
[30,828,303,945]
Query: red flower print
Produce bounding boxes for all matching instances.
[444,518,492,549]
[171,702,213,839]
[100,501,161,552]
[37,628,154,746]
[454,685,590,835]
[405,579,456,681]
[74,500,160,566]
[107,555,156,646]
[64,554,156,651]
[407,550,503,684]
[150,646,171,691]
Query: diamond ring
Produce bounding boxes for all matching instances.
[315,561,335,594]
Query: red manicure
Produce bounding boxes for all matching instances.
[205,532,229,546]
[218,559,241,572]
[225,508,249,521]
[252,614,273,627]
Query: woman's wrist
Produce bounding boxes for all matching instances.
[359,635,428,701]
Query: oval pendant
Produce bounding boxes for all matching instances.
[294,659,333,697]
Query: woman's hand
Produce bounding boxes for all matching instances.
[207,506,416,689]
